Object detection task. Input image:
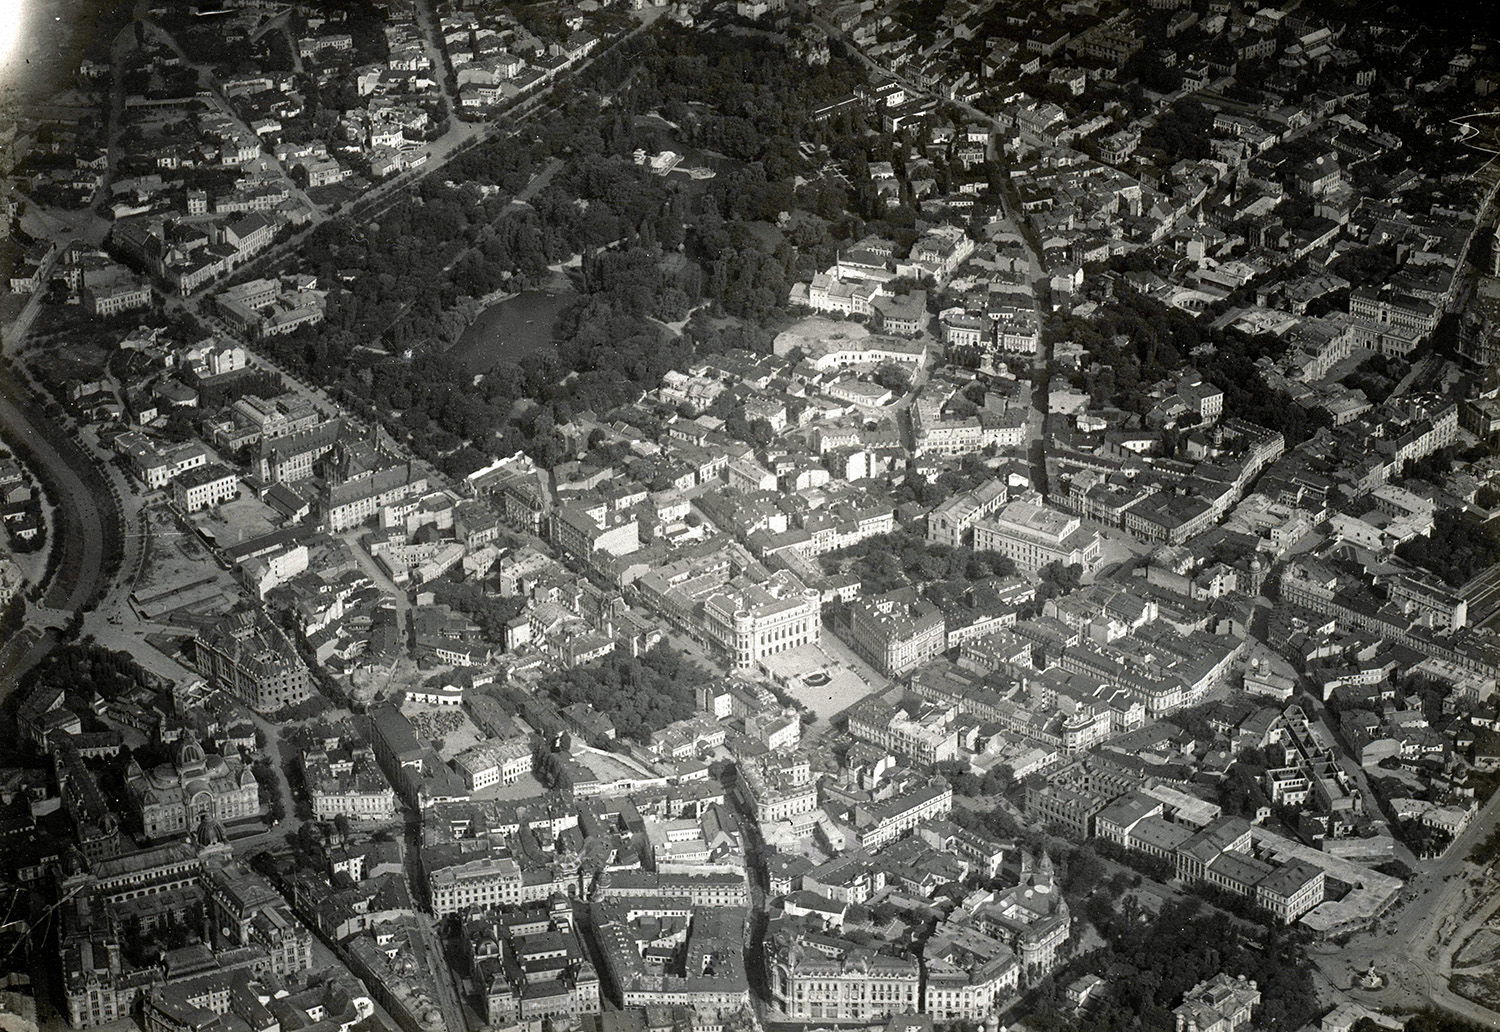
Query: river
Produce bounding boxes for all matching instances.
[446,289,576,375]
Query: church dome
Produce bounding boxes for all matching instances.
[196,814,229,846]
[177,740,207,774]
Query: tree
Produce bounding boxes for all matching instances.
[872,362,911,393]
[1064,844,1106,896]
[747,417,775,448]
[1396,510,1500,587]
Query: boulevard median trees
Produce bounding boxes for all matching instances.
[1468,824,1500,865]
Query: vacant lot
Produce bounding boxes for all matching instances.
[472,772,546,802]
[191,493,280,548]
[133,506,241,621]
[575,746,654,782]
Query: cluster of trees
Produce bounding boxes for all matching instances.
[1140,100,1216,162]
[1090,834,1177,884]
[821,530,1017,595]
[934,760,1014,798]
[1028,897,1320,1032]
[1330,242,1402,290]
[1403,443,1489,484]
[1033,561,1085,606]
[921,576,1013,619]
[1057,286,1332,446]
[627,29,864,181]
[532,741,569,790]
[253,755,287,822]
[533,643,709,743]
[1395,510,1500,587]
[1340,351,1406,400]
[872,362,913,393]
[894,454,999,509]
[259,25,879,479]
[430,579,527,642]
[1395,817,1454,859]
[1219,754,1275,820]
[1470,823,1500,865]
[17,642,157,713]
[949,798,1025,842]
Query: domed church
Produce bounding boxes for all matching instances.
[125,739,260,839]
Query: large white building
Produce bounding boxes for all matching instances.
[847,698,959,765]
[702,570,821,670]
[454,737,534,791]
[302,743,398,821]
[173,463,240,512]
[1174,974,1261,1032]
[973,500,1104,576]
[928,479,1008,547]
[738,752,821,825]
[425,848,579,918]
[770,938,920,1022]
[852,779,955,850]
[125,740,260,839]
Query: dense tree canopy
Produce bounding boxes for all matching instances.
[821,529,1017,595]
[534,643,710,743]
[1031,898,1320,1032]
[1057,287,1331,445]
[1396,510,1500,587]
[251,25,880,479]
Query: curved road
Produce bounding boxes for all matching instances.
[0,388,107,614]
[0,381,112,686]
[1310,782,1500,1027]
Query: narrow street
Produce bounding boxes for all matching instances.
[138,18,323,220]
[724,767,773,1016]
[0,240,68,351]
[101,0,149,201]
[411,0,462,117]
[340,531,411,639]
[176,4,666,298]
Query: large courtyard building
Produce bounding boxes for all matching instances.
[125,740,260,840]
[973,500,1105,576]
[702,570,822,671]
[192,610,315,712]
